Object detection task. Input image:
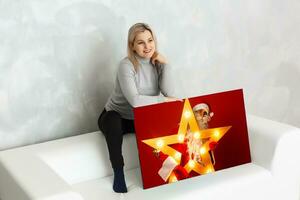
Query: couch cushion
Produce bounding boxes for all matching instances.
[71,163,286,200]
[36,132,139,184]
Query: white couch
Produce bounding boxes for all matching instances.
[0,114,300,200]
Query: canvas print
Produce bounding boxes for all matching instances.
[133,89,251,189]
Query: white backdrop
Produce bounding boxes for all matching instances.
[0,0,299,150]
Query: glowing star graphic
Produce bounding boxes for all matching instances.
[142,98,231,183]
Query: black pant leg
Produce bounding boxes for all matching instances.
[98,109,125,168]
[121,118,135,134]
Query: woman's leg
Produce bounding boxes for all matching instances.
[98,110,125,168]
[121,118,135,135]
[97,109,135,193]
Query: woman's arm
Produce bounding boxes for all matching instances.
[151,52,176,98]
[117,60,165,107]
[157,62,176,98]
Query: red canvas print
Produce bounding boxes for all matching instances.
[134,89,251,189]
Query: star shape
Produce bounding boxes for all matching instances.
[142,98,231,182]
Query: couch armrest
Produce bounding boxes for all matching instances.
[0,150,83,200]
[247,114,300,195]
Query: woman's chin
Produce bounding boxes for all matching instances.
[143,53,153,59]
[136,53,152,59]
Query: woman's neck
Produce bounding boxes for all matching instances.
[135,54,151,64]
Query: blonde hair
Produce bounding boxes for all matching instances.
[127,23,158,71]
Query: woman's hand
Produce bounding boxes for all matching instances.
[151,51,167,65]
[164,97,183,102]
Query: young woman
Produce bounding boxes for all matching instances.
[97,23,180,193]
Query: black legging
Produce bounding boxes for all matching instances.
[97,109,135,169]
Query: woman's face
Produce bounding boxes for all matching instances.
[132,30,156,59]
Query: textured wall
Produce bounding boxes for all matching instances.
[0,0,299,150]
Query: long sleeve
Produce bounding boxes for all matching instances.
[117,61,165,108]
[157,63,175,97]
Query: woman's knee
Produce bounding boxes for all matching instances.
[99,110,122,134]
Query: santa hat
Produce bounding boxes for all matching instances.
[192,103,214,117]
[193,103,209,112]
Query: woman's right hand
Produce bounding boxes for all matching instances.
[151,51,167,65]
[164,97,183,102]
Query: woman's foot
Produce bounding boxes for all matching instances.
[113,167,128,193]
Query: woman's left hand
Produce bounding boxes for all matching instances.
[164,97,183,102]
[151,52,167,65]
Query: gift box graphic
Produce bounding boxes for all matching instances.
[134,89,251,189]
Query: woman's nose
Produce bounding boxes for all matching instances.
[145,43,150,49]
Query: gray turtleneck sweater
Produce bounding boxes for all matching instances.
[104,56,174,119]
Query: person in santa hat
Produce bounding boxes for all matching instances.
[192,103,214,129]
[192,103,216,165]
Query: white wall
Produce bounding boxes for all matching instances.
[0,0,299,150]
